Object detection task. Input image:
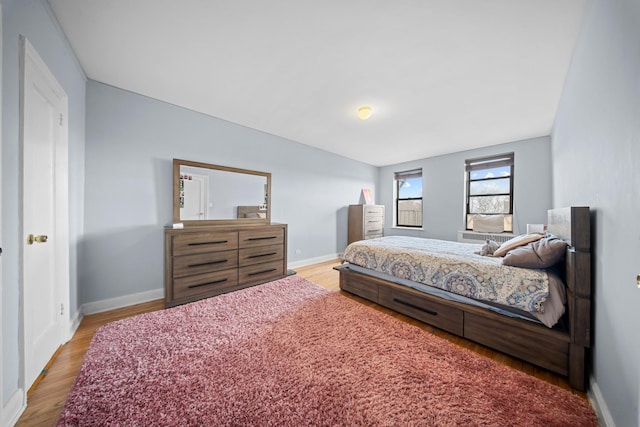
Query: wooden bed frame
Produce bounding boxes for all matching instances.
[337,206,591,391]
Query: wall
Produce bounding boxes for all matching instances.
[552,0,640,425]
[378,137,552,240]
[1,0,86,413]
[82,80,377,305]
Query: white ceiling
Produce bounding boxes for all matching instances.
[48,0,586,167]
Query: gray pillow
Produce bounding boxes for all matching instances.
[502,237,567,269]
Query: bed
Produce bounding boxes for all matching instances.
[337,206,591,391]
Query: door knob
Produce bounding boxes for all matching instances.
[27,234,48,245]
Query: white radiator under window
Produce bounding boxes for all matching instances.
[457,230,515,244]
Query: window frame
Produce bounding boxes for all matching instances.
[394,169,423,228]
[464,153,514,231]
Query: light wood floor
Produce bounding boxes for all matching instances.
[16,259,584,426]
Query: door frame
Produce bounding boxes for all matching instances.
[183,173,208,220]
[18,36,70,396]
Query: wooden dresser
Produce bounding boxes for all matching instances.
[348,204,385,244]
[164,223,287,307]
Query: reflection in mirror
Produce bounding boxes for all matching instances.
[173,159,271,225]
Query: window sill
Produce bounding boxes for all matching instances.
[391,226,424,231]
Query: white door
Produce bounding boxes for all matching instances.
[20,37,70,392]
[181,174,208,220]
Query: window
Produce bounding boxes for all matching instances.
[465,153,514,231]
[395,169,422,227]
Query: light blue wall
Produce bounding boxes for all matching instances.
[378,137,552,240]
[1,0,86,406]
[82,81,377,304]
[552,0,640,425]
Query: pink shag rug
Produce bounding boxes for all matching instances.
[58,275,597,426]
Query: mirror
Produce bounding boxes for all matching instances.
[173,159,271,225]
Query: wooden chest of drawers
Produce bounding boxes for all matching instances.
[165,223,287,307]
[348,204,385,244]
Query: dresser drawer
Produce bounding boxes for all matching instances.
[165,224,287,308]
[364,221,384,238]
[364,218,383,229]
[239,228,284,248]
[364,214,384,224]
[239,260,285,285]
[239,244,284,267]
[173,250,238,278]
[364,205,384,217]
[173,269,239,300]
[172,232,238,256]
[364,231,384,240]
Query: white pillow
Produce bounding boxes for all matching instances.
[493,233,544,257]
[472,214,505,233]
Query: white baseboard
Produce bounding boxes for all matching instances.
[288,253,340,270]
[588,376,615,427]
[80,256,340,315]
[3,388,26,427]
[68,307,84,341]
[81,288,164,315]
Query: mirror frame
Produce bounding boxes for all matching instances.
[173,158,271,226]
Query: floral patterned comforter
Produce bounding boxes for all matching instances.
[341,236,549,314]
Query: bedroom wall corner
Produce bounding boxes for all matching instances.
[551,0,640,425]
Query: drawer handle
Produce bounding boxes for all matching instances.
[247,236,277,241]
[188,260,228,268]
[188,240,228,246]
[248,268,277,276]
[393,298,437,316]
[188,278,228,289]
[247,252,277,259]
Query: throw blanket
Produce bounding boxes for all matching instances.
[341,236,549,313]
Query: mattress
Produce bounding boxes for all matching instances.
[341,236,566,327]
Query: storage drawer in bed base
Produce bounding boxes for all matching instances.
[379,286,463,336]
[464,312,569,375]
[338,266,571,377]
[339,269,379,301]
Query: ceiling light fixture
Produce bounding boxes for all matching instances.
[357,106,372,120]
